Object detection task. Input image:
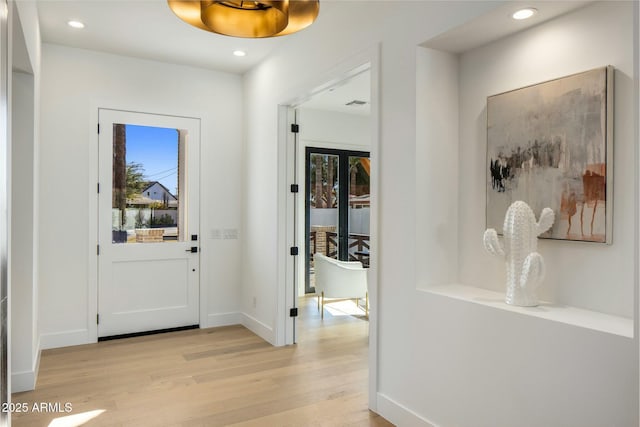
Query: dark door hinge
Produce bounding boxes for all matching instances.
[97,183,100,194]
[97,314,100,324]
[291,124,299,133]
[97,123,100,134]
[97,244,100,255]
[290,247,299,256]
[290,184,299,193]
[290,308,298,317]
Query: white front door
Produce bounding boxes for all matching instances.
[98,109,200,337]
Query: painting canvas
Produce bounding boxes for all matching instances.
[486,66,613,243]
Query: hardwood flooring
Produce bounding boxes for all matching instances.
[12,296,391,426]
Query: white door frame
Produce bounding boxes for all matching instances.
[276,45,380,410]
[88,106,204,343]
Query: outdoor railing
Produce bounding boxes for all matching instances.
[325,231,370,267]
[310,231,317,256]
[326,231,338,258]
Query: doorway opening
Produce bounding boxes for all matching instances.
[292,67,372,339]
[279,54,379,409]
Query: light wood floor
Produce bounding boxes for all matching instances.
[12,296,392,426]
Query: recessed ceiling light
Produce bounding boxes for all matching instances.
[67,20,85,29]
[233,50,246,57]
[512,8,537,20]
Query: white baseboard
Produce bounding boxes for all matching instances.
[12,339,41,393]
[39,316,273,348]
[205,312,242,328]
[12,370,36,393]
[40,329,91,350]
[377,393,437,427]
[240,313,275,344]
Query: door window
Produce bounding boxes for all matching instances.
[347,156,370,267]
[111,124,185,244]
[308,153,339,258]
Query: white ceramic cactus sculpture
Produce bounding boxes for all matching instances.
[483,201,554,307]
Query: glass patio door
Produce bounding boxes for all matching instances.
[305,148,370,293]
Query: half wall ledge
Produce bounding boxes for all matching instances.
[421,283,633,338]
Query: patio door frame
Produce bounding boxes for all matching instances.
[305,147,370,294]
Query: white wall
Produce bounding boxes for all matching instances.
[415,48,459,287]
[298,108,370,148]
[10,70,36,391]
[10,0,41,392]
[242,0,505,413]
[39,44,243,348]
[457,1,635,318]
[243,0,497,344]
[409,2,638,426]
[245,1,638,426]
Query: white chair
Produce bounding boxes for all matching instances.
[313,253,368,318]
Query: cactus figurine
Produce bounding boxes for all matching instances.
[483,201,554,307]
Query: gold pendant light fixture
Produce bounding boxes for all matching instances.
[168,0,319,38]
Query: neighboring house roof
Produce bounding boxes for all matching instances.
[142,181,177,200]
[128,181,179,207]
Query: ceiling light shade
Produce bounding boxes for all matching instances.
[168,0,319,38]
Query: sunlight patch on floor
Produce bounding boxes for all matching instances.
[48,409,106,427]
[324,299,366,316]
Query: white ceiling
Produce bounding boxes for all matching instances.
[36,0,371,113]
[424,1,592,53]
[35,1,592,113]
[299,70,371,116]
[36,0,293,74]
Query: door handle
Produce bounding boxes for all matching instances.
[185,247,198,253]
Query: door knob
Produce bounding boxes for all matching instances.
[185,247,198,253]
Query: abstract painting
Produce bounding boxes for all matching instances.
[486,66,613,243]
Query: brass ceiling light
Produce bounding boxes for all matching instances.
[168,0,319,38]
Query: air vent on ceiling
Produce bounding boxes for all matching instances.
[345,99,368,106]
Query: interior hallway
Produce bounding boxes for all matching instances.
[12,296,388,426]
